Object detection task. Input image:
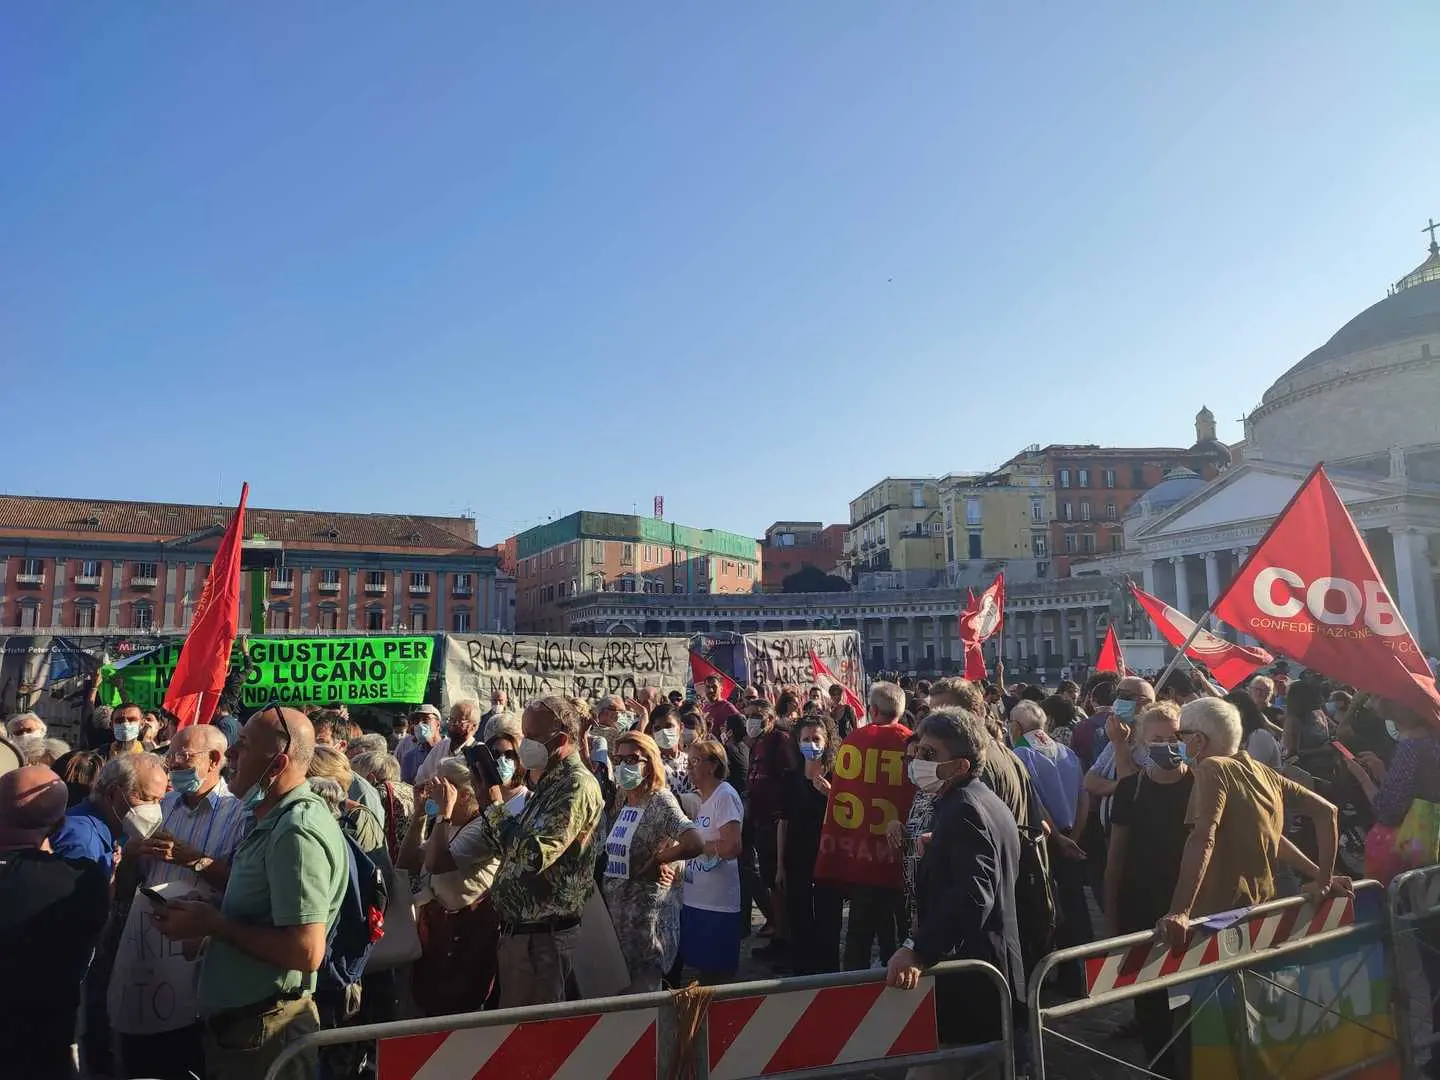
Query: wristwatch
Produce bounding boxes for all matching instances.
[190,856,214,874]
[902,937,916,951]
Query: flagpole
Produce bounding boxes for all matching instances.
[1153,598,1223,695]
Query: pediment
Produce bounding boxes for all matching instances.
[1135,462,1395,541]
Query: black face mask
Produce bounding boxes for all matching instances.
[1148,742,1184,771]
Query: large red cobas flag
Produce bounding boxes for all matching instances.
[164,483,248,729]
[1213,464,1440,721]
[1130,583,1273,690]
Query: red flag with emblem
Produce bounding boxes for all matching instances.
[688,650,736,702]
[163,483,248,729]
[1131,583,1272,690]
[1212,464,1440,720]
[959,574,1004,681]
[1095,625,1125,675]
[810,650,866,723]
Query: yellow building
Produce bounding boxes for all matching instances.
[841,477,947,583]
[938,449,1057,587]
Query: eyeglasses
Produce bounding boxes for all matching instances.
[167,750,207,767]
[265,702,292,757]
[614,753,644,766]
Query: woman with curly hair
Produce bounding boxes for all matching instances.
[776,713,843,974]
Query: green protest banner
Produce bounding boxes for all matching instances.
[109,636,435,712]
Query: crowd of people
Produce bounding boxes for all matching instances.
[1,662,1433,1080]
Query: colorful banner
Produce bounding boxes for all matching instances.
[743,630,863,695]
[813,720,914,891]
[441,633,688,707]
[111,636,434,710]
[1189,892,1397,1079]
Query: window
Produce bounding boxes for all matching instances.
[1081,533,1095,553]
[569,542,579,563]
[591,541,605,560]
[1132,466,1145,488]
[272,567,294,586]
[17,601,39,628]
[366,570,386,588]
[133,561,158,582]
[410,571,430,590]
[319,607,339,630]
[588,574,603,593]
[19,558,43,578]
[74,601,97,629]
[929,522,943,537]
[965,497,982,525]
[453,609,471,632]
[1063,534,1077,554]
[268,606,291,630]
[1062,502,1073,522]
[776,533,796,547]
[1077,469,1090,488]
[453,573,472,594]
[673,583,685,593]
[1080,500,1092,521]
[411,610,428,632]
[1033,535,1048,558]
[320,568,340,586]
[1104,469,1117,489]
[366,609,385,631]
[133,602,154,630]
[1059,469,1071,488]
[1111,535,1124,552]
[620,578,636,593]
[911,483,925,508]
[80,559,102,580]
[968,533,983,559]
[621,544,634,563]
[1030,498,1044,523]
[1106,502,1117,520]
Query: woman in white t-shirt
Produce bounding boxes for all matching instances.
[678,737,745,981]
[1228,691,1284,771]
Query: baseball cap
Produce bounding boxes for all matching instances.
[410,704,442,721]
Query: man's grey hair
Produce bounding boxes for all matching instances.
[308,777,347,816]
[6,712,45,739]
[868,681,905,723]
[917,707,989,775]
[174,724,228,758]
[351,750,399,784]
[451,700,481,724]
[1181,697,1243,757]
[1010,700,1046,734]
[94,752,167,798]
[597,695,623,716]
[348,733,389,758]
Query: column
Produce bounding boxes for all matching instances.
[163,564,178,630]
[391,570,403,628]
[1231,548,1255,645]
[1203,551,1222,608]
[911,616,927,667]
[181,565,196,629]
[885,617,898,668]
[347,569,360,630]
[1141,560,1156,598]
[299,567,311,629]
[1171,556,1191,619]
[933,614,944,667]
[1082,606,1096,661]
[435,571,446,629]
[49,558,67,628]
[1392,527,1440,651]
[1032,611,1045,670]
[108,560,124,627]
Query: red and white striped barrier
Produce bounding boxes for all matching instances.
[1083,896,1355,998]
[705,979,938,1080]
[378,1008,658,1080]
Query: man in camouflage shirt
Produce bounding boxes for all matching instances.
[480,695,603,1007]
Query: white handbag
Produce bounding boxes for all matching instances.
[369,869,423,970]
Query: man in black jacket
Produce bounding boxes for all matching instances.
[886,707,1026,1051]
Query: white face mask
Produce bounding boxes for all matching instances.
[653,728,680,750]
[518,737,552,772]
[907,758,946,794]
[122,800,164,841]
[745,717,764,739]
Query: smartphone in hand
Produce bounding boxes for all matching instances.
[1331,740,1356,762]
[463,742,504,788]
[139,884,170,907]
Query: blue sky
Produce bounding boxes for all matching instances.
[3,4,1436,545]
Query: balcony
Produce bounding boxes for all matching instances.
[452,583,474,597]
[317,580,342,593]
[364,582,387,595]
[270,578,294,592]
[74,575,103,588]
[131,576,158,588]
[15,573,45,586]
[408,582,431,595]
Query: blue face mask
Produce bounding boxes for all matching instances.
[496,757,517,785]
[1147,742,1183,770]
[239,754,280,811]
[1111,699,1137,723]
[417,723,433,743]
[424,798,440,818]
[169,767,202,795]
[615,763,646,790]
[799,741,824,761]
[114,722,141,744]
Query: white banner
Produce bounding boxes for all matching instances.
[441,634,689,707]
[742,629,864,695]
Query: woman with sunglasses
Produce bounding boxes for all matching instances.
[601,731,704,993]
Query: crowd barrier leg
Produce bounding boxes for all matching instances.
[1389,864,1440,1080]
[1027,881,1398,1080]
[261,960,1016,1080]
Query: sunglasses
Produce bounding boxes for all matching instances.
[614,753,644,766]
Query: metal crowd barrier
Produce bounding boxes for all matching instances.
[1388,863,1440,1079]
[1027,880,1396,1080]
[263,959,1016,1080]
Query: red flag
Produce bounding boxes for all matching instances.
[164,484,248,729]
[959,572,1005,646]
[810,650,866,724]
[1213,465,1440,720]
[813,719,913,889]
[1095,625,1125,675]
[688,650,736,702]
[1131,583,1272,690]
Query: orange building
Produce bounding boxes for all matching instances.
[759,521,847,591]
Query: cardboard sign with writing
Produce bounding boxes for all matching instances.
[441,633,688,707]
[814,721,914,890]
[743,630,863,695]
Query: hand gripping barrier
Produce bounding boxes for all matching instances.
[261,959,1016,1080]
[1027,880,1397,1080]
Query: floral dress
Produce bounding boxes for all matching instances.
[902,789,940,934]
[601,789,695,980]
[662,752,694,796]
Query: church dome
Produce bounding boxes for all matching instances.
[1125,467,1206,520]
[1247,224,1440,467]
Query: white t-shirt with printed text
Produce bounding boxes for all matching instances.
[682,782,744,913]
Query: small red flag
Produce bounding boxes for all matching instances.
[810,650,866,723]
[1131,583,1272,690]
[1214,465,1440,721]
[1095,625,1125,675]
[959,573,1005,647]
[688,650,736,702]
[164,483,248,729]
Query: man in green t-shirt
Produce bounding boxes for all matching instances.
[154,707,347,1080]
